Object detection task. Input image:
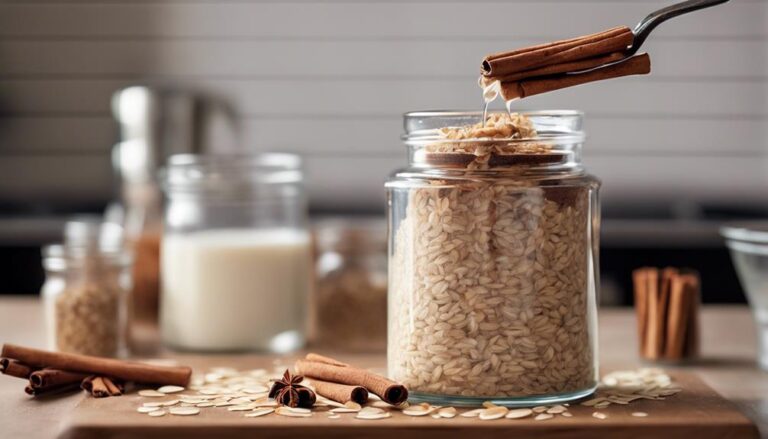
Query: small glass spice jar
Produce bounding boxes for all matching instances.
[160,153,311,352]
[312,218,388,352]
[386,111,600,406]
[41,218,130,357]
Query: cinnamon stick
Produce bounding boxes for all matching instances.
[305,353,349,367]
[83,376,111,398]
[103,377,124,396]
[310,377,369,405]
[24,382,80,397]
[632,268,649,351]
[656,267,678,356]
[296,355,407,405]
[29,369,89,389]
[500,53,650,100]
[0,358,35,379]
[643,267,660,360]
[481,52,625,87]
[482,26,633,77]
[665,275,693,359]
[1,344,191,386]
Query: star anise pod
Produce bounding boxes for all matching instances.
[269,369,315,408]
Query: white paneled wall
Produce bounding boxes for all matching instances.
[0,0,766,210]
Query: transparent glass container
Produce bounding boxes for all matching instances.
[386,111,600,406]
[122,184,163,355]
[42,218,130,357]
[160,153,311,352]
[312,218,388,352]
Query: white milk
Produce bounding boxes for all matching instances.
[160,228,311,352]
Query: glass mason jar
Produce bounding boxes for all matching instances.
[312,218,388,352]
[160,153,311,352]
[41,218,130,357]
[386,111,600,406]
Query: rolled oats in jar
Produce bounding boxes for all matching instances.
[41,218,130,357]
[386,111,600,406]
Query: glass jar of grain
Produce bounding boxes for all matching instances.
[160,153,311,352]
[312,218,388,352]
[42,218,130,357]
[386,111,600,406]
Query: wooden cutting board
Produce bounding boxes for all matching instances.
[58,362,758,439]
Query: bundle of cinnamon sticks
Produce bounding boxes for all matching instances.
[481,26,650,100]
[632,268,701,361]
[295,353,408,406]
[0,343,191,398]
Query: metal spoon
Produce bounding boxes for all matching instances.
[626,0,731,56]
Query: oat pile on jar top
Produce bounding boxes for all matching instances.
[385,110,600,406]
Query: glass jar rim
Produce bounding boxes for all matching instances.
[42,244,131,272]
[402,109,585,145]
[162,152,303,193]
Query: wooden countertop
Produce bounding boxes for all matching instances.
[1,297,766,438]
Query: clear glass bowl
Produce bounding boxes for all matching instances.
[721,222,768,370]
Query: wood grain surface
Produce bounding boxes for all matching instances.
[0,299,765,439]
[58,365,757,439]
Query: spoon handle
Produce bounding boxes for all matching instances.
[627,0,731,56]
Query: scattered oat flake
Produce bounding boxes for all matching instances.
[344,401,362,411]
[157,385,185,394]
[199,388,222,395]
[438,407,457,418]
[534,413,554,421]
[148,410,166,417]
[482,401,498,408]
[138,390,166,397]
[180,398,206,404]
[632,412,648,417]
[317,398,346,408]
[196,402,214,408]
[229,397,252,405]
[137,406,160,413]
[357,407,391,420]
[242,385,269,394]
[592,412,608,420]
[253,400,279,408]
[245,408,275,418]
[547,405,567,414]
[169,407,200,416]
[282,406,312,414]
[403,403,437,417]
[275,407,312,418]
[581,397,606,407]
[229,405,257,412]
[532,406,549,413]
[143,401,165,408]
[479,406,508,420]
[505,408,533,419]
[328,414,341,419]
[161,400,180,407]
[460,408,484,418]
[561,411,573,417]
[330,407,361,414]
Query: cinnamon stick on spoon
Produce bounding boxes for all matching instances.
[481,0,730,99]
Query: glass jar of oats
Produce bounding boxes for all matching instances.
[42,218,130,357]
[386,110,600,406]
